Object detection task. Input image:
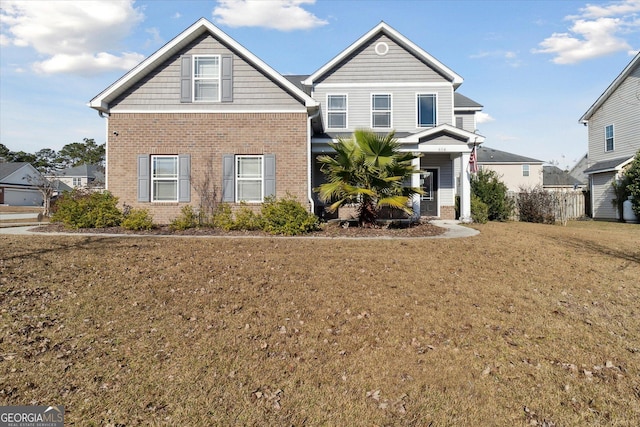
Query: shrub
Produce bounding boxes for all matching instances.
[232,204,262,230]
[261,194,319,235]
[169,205,199,230]
[122,208,154,231]
[471,170,514,221]
[212,203,235,231]
[51,189,122,228]
[470,194,489,224]
[624,149,640,216]
[518,187,556,224]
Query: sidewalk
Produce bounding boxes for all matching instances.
[0,220,479,239]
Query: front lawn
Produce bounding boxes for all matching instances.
[1,221,639,425]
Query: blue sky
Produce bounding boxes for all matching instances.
[1,0,639,170]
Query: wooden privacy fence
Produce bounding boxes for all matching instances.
[508,190,587,223]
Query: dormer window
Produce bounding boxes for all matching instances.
[193,56,220,102]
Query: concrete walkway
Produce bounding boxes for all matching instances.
[0,220,479,239]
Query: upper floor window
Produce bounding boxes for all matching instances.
[327,95,347,129]
[72,177,82,187]
[522,164,530,177]
[417,94,436,127]
[236,155,263,203]
[193,55,220,102]
[371,94,391,128]
[605,124,614,152]
[152,155,179,202]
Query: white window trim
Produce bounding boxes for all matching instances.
[416,92,438,128]
[522,164,530,177]
[236,155,264,203]
[326,94,348,129]
[604,124,614,152]
[72,177,82,187]
[371,93,392,129]
[192,55,221,103]
[151,155,179,202]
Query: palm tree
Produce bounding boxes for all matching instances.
[316,129,423,226]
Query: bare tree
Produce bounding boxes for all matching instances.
[23,173,59,217]
[191,158,219,224]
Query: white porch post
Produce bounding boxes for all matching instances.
[412,157,421,219]
[459,151,472,222]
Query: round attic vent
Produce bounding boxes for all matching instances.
[375,42,389,56]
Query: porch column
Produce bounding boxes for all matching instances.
[459,151,472,222]
[411,156,421,219]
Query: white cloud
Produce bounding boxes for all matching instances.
[533,0,640,64]
[213,0,328,31]
[0,0,144,75]
[469,50,522,67]
[0,33,9,46]
[476,112,495,124]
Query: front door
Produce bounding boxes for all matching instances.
[420,169,438,217]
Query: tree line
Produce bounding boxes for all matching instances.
[0,138,105,173]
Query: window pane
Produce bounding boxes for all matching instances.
[418,94,436,127]
[237,180,262,202]
[154,181,177,201]
[328,112,346,128]
[194,57,219,78]
[328,95,346,110]
[372,94,390,110]
[238,157,262,177]
[372,112,391,128]
[194,81,219,101]
[153,157,178,177]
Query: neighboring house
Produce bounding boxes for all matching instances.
[568,153,589,187]
[89,19,485,223]
[580,52,640,220]
[476,146,544,191]
[0,162,44,206]
[542,165,583,191]
[47,164,105,190]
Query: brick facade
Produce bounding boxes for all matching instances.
[107,112,309,224]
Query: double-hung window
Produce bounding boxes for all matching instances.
[236,156,263,203]
[152,156,179,202]
[372,94,391,128]
[193,55,220,102]
[417,94,437,127]
[327,94,347,129]
[605,125,614,152]
[522,164,530,177]
[72,177,82,187]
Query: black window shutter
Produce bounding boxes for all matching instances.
[137,154,150,202]
[221,54,233,102]
[178,154,191,203]
[180,55,192,103]
[222,154,235,202]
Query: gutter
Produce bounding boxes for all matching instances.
[307,107,321,215]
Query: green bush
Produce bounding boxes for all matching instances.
[169,205,199,231]
[471,170,514,221]
[260,194,319,235]
[624,149,640,216]
[122,208,154,230]
[470,194,489,224]
[51,189,122,228]
[232,204,262,230]
[212,203,235,231]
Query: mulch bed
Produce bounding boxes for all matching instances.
[31,220,446,238]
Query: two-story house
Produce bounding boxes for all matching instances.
[90,19,484,224]
[580,52,640,220]
[475,146,544,192]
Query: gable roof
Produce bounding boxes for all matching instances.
[54,164,104,179]
[580,52,640,123]
[0,162,40,184]
[543,165,582,187]
[477,146,543,164]
[90,18,318,112]
[302,22,463,87]
[454,93,483,110]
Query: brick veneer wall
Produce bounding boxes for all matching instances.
[107,112,309,224]
[440,205,455,220]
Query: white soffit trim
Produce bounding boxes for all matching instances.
[90,18,318,112]
[302,22,463,87]
[398,124,485,143]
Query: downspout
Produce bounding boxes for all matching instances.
[98,111,110,190]
[307,107,321,215]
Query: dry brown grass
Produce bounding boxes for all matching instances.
[1,221,639,426]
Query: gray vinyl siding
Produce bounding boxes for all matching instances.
[420,154,454,206]
[591,172,618,219]
[111,33,304,111]
[316,86,454,132]
[317,34,451,84]
[454,112,476,132]
[586,63,640,164]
